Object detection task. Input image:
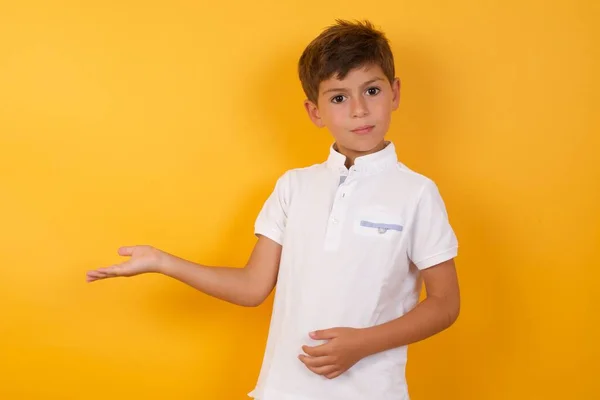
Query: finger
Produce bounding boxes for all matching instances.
[306,363,338,377]
[91,263,128,278]
[118,246,135,257]
[86,273,101,282]
[86,269,114,282]
[302,343,330,357]
[86,271,107,280]
[87,268,112,278]
[325,370,343,379]
[298,355,336,368]
[107,265,126,277]
[93,266,119,277]
[310,328,338,340]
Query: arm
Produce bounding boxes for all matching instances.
[86,234,282,307]
[357,178,461,351]
[300,258,459,379]
[359,258,460,354]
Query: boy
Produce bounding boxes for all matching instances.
[87,20,460,400]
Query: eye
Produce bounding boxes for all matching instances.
[365,87,381,96]
[331,95,347,104]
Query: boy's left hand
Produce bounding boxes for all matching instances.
[298,327,368,379]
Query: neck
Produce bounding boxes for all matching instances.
[335,140,387,168]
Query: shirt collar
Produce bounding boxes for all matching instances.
[326,141,398,174]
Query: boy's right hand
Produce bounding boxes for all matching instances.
[86,245,166,283]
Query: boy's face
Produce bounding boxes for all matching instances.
[304,64,400,160]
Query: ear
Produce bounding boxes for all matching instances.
[391,78,401,111]
[304,99,325,128]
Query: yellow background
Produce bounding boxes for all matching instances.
[1,1,598,399]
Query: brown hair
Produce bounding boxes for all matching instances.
[298,19,395,104]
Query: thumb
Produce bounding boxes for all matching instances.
[310,328,338,340]
[118,246,135,257]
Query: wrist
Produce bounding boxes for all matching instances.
[155,250,174,275]
[358,325,385,358]
[356,327,378,358]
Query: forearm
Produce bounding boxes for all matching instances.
[361,294,460,356]
[158,253,260,307]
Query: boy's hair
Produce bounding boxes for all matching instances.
[298,19,395,104]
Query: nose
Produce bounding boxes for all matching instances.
[350,96,369,118]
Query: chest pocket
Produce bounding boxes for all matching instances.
[352,207,405,240]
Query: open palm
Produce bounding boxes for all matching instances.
[86,245,164,283]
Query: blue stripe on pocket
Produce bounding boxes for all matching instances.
[360,220,403,231]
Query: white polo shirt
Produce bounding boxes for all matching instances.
[248,142,458,400]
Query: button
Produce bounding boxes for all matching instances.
[331,217,338,224]
[341,193,346,198]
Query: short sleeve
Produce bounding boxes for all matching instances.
[254,172,291,245]
[408,179,458,270]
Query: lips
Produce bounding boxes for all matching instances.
[351,125,375,135]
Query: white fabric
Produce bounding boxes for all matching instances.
[249,142,458,400]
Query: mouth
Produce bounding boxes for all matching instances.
[351,125,375,135]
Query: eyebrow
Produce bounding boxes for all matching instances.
[321,77,385,95]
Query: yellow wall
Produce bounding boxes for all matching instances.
[1,1,598,399]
